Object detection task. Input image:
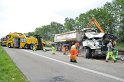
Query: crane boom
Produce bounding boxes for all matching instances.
[87,17,104,33]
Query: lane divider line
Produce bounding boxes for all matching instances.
[23,50,124,82]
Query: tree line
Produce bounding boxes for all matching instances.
[27,0,124,42]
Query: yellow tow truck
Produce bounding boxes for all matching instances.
[6,32,43,50]
[1,36,7,46]
[6,32,25,48]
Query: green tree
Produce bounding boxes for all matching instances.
[34,22,64,41]
[27,32,35,36]
[26,0,124,43]
[64,18,75,31]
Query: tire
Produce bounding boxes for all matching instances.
[30,44,33,50]
[8,43,11,48]
[81,47,91,58]
[43,48,46,52]
[85,49,90,58]
[24,44,28,49]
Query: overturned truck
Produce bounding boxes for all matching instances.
[54,28,117,58]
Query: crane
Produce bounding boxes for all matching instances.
[87,17,104,33]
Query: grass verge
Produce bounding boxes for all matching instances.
[0,46,28,82]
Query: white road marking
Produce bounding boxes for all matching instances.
[23,50,124,82]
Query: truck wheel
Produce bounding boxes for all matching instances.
[30,44,33,50]
[43,48,46,52]
[8,43,11,48]
[82,47,90,58]
[24,44,28,49]
[85,49,90,58]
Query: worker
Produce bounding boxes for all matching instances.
[65,45,68,55]
[75,42,80,56]
[70,44,78,63]
[112,40,124,61]
[106,40,117,62]
[62,45,68,55]
[51,45,56,54]
[112,40,119,59]
[113,48,119,59]
[33,43,36,51]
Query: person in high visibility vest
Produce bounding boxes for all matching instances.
[75,42,80,56]
[33,43,37,51]
[62,45,68,55]
[106,40,117,62]
[51,45,56,54]
[113,47,119,59]
[112,40,119,60]
[70,45,78,63]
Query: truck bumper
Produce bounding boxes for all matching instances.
[94,50,107,56]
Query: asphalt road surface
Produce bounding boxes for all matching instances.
[3,47,124,82]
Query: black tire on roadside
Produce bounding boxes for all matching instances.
[8,43,11,48]
[81,47,91,58]
[24,44,28,49]
[30,44,33,50]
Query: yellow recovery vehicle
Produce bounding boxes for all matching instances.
[6,32,26,48]
[1,36,7,46]
[24,35,44,50]
[6,32,43,50]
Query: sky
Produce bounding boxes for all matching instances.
[0,0,113,38]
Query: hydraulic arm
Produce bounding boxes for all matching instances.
[87,17,104,33]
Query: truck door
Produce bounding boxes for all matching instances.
[13,38,20,48]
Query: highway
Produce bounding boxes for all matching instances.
[4,47,124,82]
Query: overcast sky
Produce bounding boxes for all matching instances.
[0,0,113,38]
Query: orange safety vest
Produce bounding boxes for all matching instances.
[70,48,78,61]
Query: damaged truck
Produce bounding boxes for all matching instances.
[54,28,116,58]
[81,28,107,58]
